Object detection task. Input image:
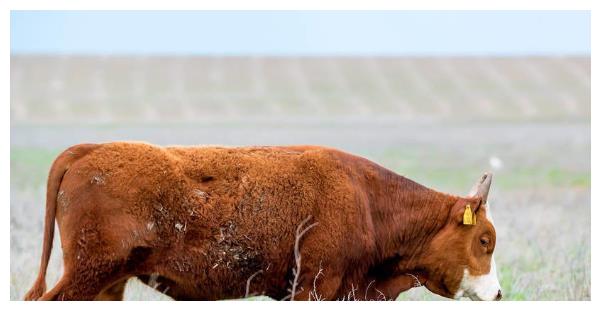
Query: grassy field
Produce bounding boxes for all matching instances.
[10,56,590,300]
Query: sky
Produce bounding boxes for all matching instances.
[10,10,591,56]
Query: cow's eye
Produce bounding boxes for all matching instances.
[480,237,490,246]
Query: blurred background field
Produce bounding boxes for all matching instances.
[11,56,590,123]
[10,55,590,300]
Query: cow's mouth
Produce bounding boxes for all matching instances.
[463,289,503,301]
[466,293,483,301]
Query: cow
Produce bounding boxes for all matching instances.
[24,142,502,301]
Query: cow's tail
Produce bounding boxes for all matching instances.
[24,144,99,301]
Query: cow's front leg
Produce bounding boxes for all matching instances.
[364,273,426,301]
[94,279,128,301]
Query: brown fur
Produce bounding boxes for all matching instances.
[24,142,496,301]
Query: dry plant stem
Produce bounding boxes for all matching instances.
[245,270,263,298]
[309,262,324,301]
[375,288,387,301]
[364,280,375,300]
[289,215,319,301]
[406,273,422,287]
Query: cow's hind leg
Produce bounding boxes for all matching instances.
[39,247,151,300]
[41,186,153,300]
[39,255,129,300]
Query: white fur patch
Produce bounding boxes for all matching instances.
[455,257,501,300]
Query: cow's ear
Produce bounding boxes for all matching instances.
[452,199,478,225]
[468,172,493,204]
[456,197,482,225]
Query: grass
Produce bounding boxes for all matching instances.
[10,148,58,188]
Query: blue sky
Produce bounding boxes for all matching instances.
[11,11,590,55]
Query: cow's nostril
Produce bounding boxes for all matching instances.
[495,290,503,301]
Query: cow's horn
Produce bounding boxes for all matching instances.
[475,172,493,203]
[468,172,493,199]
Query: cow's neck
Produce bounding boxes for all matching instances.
[370,170,458,271]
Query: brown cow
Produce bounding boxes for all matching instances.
[24,142,501,301]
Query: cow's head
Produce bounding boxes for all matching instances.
[422,173,502,301]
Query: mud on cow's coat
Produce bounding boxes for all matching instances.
[24,142,502,301]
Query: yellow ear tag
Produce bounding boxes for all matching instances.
[463,204,474,225]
